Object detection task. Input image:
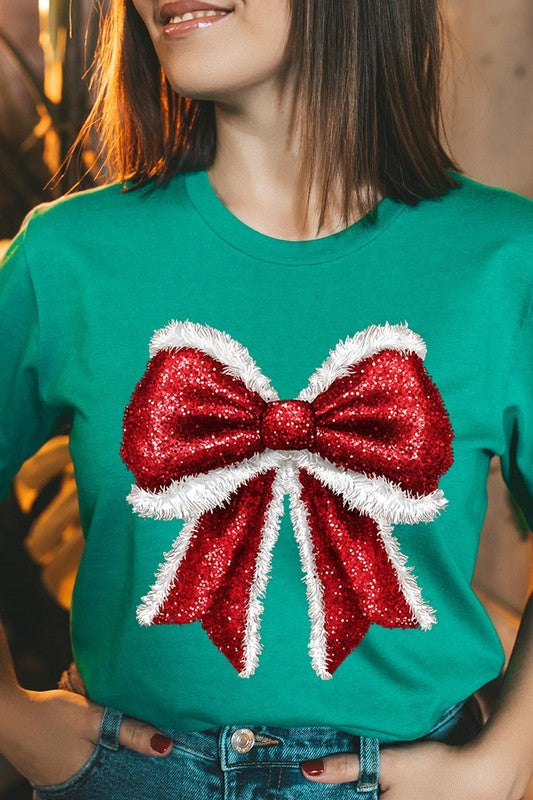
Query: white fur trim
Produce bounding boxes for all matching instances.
[135,456,436,669]
[127,451,286,521]
[239,469,287,677]
[135,465,287,676]
[298,322,427,403]
[285,464,332,680]
[133,320,441,668]
[136,516,203,626]
[149,320,279,402]
[376,519,437,629]
[294,451,447,524]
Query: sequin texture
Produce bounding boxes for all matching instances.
[121,321,454,678]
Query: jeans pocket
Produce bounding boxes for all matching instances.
[422,695,485,746]
[30,706,123,798]
[30,741,109,797]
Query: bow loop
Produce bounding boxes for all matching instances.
[122,320,454,679]
[121,346,266,492]
[309,348,452,496]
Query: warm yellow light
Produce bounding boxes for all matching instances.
[38,0,49,13]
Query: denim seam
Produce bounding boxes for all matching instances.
[170,742,218,762]
[31,747,109,797]
[219,726,229,770]
[425,699,468,737]
[99,708,123,751]
[223,761,310,770]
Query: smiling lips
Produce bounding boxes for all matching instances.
[159,0,234,26]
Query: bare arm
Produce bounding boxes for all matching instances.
[0,618,18,686]
[0,618,27,726]
[300,590,533,800]
[472,590,533,797]
[0,615,174,787]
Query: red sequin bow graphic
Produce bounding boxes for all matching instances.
[121,320,454,679]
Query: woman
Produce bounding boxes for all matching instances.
[0,1,532,798]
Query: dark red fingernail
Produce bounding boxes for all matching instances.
[301,759,324,775]
[151,733,172,753]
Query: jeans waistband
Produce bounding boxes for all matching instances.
[96,708,383,794]
[158,722,359,764]
[59,661,475,764]
[132,696,473,762]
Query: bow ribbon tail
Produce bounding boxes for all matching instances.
[289,468,433,679]
[136,468,285,678]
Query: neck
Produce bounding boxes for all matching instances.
[206,82,377,240]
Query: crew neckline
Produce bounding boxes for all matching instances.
[183,168,407,265]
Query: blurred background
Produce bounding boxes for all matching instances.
[0,0,532,797]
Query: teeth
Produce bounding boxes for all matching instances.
[168,9,228,23]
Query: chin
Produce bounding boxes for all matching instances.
[165,83,227,102]
[162,74,248,103]
[156,62,223,95]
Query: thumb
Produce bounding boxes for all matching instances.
[300,752,360,784]
[118,715,173,757]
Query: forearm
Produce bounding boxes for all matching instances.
[0,617,26,739]
[475,591,533,794]
[0,617,20,691]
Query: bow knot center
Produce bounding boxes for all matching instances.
[260,400,315,450]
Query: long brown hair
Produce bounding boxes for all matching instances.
[79,0,462,235]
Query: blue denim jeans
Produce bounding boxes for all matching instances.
[31,694,484,799]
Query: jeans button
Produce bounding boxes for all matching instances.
[231,728,255,753]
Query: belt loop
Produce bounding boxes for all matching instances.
[98,706,124,751]
[356,735,380,793]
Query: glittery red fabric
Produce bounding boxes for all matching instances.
[152,470,277,673]
[121,347,265,492]
[121,335,454,675]
[298,469,417,673]
[310,349,453,495]
[121,347,453,496]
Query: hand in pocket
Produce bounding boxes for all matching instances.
[1,687,173,788]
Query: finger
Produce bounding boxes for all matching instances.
[118,715,173,757]
[300,752,359,784]
[377,746,394,791]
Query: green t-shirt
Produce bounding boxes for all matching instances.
[1,168,531,740]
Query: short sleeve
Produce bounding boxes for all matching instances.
[499,301,533,531]
[0,223,61,500]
